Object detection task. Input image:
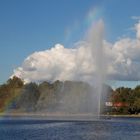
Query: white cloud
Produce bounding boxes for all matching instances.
[106,37,140,80]
[12,20,140,83]
[135,21,140,39]
[13,43,95,83]
[131,16,140,20]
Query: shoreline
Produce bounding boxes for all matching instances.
[102,114,140,118]
[0,112,140,118]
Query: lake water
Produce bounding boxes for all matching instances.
[0,117,140,140]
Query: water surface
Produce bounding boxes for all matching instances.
[0,117,140,140]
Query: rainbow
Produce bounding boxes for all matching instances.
[65,6,103,45]
[85,7,103,27]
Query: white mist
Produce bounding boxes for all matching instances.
[87,19,106,117]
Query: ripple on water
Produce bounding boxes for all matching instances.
[0,118,140,140]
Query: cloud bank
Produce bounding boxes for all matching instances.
[13,20,140,83]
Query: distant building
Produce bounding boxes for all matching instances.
[105,102,113,107]
[113,102,128,107]
[105,102,128,107]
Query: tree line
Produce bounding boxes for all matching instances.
[109,86,140,114]
[0,76,92,113]
[0,76,140,115]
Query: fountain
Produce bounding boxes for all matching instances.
[56,20,106,119]
[87,19,106,117]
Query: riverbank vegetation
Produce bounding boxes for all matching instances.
[108,86,140,115]
[0,76,140,115]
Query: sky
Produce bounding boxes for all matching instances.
[1,0,140,88]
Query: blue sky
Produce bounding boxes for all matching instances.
[0,0,140,88]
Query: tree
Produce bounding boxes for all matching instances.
[17,83,40,112]
[133,98,140,114]
[0,77,24,112]
[7,76,24,88]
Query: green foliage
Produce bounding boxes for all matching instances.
[1,76,140,115]
[17,83,40,112]
[7,76,24,88]
[111,86,140,114]
[37,80,63,111]
[0,76,24,112]
[133,98,140,113]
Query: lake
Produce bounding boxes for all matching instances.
[0,117,140,140]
